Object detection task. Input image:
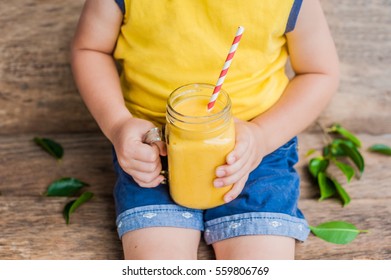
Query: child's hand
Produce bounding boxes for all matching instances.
[213,118,265,203]
[111,118,167,188]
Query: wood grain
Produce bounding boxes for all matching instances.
[0,133,390,259]
[0,0,98,135]
[0,0,390,260]
[0,0,390,134]
[297,133,391,200]
[0,133,115,197]
[317,0,391,134]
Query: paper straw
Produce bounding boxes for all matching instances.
[207,26,244,111]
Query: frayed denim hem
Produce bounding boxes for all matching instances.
[116,204,204,238]
[204,212,310,245]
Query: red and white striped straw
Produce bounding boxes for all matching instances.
[207,26,244,111]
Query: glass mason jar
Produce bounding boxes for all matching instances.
[165,83,235,209]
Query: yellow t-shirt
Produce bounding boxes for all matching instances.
[114,0,302,126]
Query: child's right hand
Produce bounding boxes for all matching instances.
[110,118,167,188]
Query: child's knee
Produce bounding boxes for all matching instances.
[213,235,295,260]
[121,227,200,260]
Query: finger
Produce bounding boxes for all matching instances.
[152,141,167,156]
[132,169,165,188]
[125,157,161,173]
[127,142,160,162]
[216,146,251,178]
[135,174,166,188]
[214,136,250,180]
[223,175,248,203]
[215,141,252,186]
[214,158,252,187]
[118,145,161,172]
[226,134,250,165]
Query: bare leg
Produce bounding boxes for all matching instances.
[213,235,295,260]
[122,227,201,260]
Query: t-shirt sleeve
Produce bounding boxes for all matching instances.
[285,0,303,33]
[114,0,125,14]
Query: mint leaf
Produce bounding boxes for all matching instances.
[45,177,89,197]
[339,142,365,173]
[331,178,351,207]
[309,157,329,178]
[368,144,391,156]
[63,192,94,224]
[317,172,336,201]
[329,124,362,148]
[310,221,367,244]
[333,160,355,182]
[33,137,64,160]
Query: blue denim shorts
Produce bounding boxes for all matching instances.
[113,137,310,244]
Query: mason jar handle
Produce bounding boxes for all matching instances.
[142,126,168,184]
[142,127,164,145]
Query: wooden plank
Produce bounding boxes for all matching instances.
[0,0,390,135]
[1,133,390,199]
[317,0,391,134]
[0,133,115,197]
[0,195,214,260]
[297,133,391,200]
[0,132,390,259]
[0,0,98,135]
[0,196,388,260]
[0,196,122,260]
[297,198,391,260]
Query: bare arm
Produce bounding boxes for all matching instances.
[215,0,340,201]
[253,0,340,152]
[71,0,129,141]
[71,0,165,188]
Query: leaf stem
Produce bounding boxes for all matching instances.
[316,121,332,145]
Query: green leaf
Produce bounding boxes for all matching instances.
[329,124,362,148]
[305,149,317,157]
[33,137,64,160]
[309,221,367,244]
[317,172,336,201]
[368,144,391,156]
[44,177,89,197]
[327,139,355,157]
[331,178,351,207]
[333,159,355,182]
[63,191,94,224]
[322,146,330,157]
[339,143,365,173]
[309,157,329,178]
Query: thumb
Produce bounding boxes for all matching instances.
[142,127,167,156]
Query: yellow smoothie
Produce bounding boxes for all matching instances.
[166,92,235,209]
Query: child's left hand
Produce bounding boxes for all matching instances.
[214,118,266,203]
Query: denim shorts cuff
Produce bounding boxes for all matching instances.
[204,212,310,245]
[116,205,204,238]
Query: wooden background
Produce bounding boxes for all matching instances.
[0,0,390,260]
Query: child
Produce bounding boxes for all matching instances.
[71,0,339,259]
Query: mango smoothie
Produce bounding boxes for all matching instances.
[166,84,235,209]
